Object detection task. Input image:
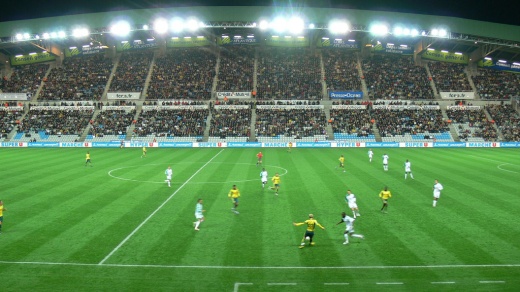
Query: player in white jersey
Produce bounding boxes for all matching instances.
[260,168,269,188]
[345,190,360,218]
[382,154,389,171]
[368,149,373,163]
[193,199,205,231]
[165,166,173,187]
[432,179,444,207]
[336,212,364,244]
[404,159,414,179]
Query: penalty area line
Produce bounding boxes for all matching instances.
[98,149,225,265]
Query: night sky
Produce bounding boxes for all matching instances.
[1,0,519,26]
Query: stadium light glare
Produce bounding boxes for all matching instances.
[110,21,131,37]
[393,27,403,36]
[153,18,169,34]
[185,18,200,32]
[308,23,315,29]
[498,60,507,63]
[402,28,410,36]
[23,33,31,39]
[29,52,37,55]
[42,33,50,39]
[15,54,23,57]
[411,29,419,36]
[143,25,149,30]
[15,33,23,40]
[271,17,287,33]
[72,28,89,38]
[484,57,492,60]
[441,50,449,53]
[370,24,388,36]
[513,62,520,65]
[431,29,439,36]
[455,52,462,55]
[259,20,269,30]
[58,31,66,38]
[348,39,355,42]
[288,16,304,34]
[427,48,435,51]
[329,20,349,34]
[438,29,448,37]
[170,17,185,33]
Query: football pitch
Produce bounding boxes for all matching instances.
[0,147,519,291]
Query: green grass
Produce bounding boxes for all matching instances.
[1,147,520,291]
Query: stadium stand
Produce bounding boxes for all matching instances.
[330,108,375,141]
[110,51,153,92]
[38,54,113,101]
[147,48,216,100]
[216,46,254,92]
[428,62,473,92]
[322,50,362,92]
[87,108,136,140]
[1,63,49,97]
[446,107,498,142]
[0,106,24,140]
[256,47,322,100]
[362,55,434,100]
[486,104,520,141]
[471,68,520,100]
[255,108,328,142]
[208,107,252,141]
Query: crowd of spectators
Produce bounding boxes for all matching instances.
[486,104,520,141]
[322,50,362,91]
[1,64,49,96]
[88,109,136,137]
[471,68,520,99]
[135,109,208,137]
[0,109,23,139]
[256,48,322,100]
[373,109,449,137]
[330,109,373,136]
[446,108,498,141]
[110,51,153,92]
[39,54,113,101]
[428,62,472,92]
[147,48,216,100]
[255,109,327,137]
[17,109,93,136]
[362,55,434,100]
[216,46,254,92]
[209,108,251,138]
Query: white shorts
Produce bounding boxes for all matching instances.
[195,213,204,219]
[345,226,354,233]
[405,168,411,172]
[166,175,172,180]
[348,203,358,209]
[262,179,267,183]
[433,193,441,199]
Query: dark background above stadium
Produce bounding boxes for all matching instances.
[1,0,519,26]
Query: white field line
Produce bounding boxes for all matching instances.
[479,280,505,283]
[431,281,455,284]
[98,149,225,265]
[267,283,297,285]
[468,155,520,174]
[324,283,350,285]
[233,282,252,292]
[376,282,404,285]
[1,261,520,270]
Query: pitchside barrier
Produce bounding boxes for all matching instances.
[1,142,519,148]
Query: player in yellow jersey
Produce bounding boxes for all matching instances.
[85,151,92,167]
[293,214,325,248]
[270,173,281,195]
[379,186,392,213]
[0,200,6,234]
[228,185,241,214]
[337,155,345,172]
[287,142,293,153]
[141,146,147,158]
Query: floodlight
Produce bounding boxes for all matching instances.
[50,32,58,38]
[438,29,447,37]
[23,33,30,39]
[15,33,23,40]
[171,17,185,33]
[348,39,355,42]
[35,35,40,39]
[431,29,439,36]
[441,50,448,53]
[402,28,410,36]
[72,28,89,38]
[393,27,403,36]
[259,20,269,30]
[143,25,149,30]
[484,57,492,60]
[370,24,388,36]
[185,18,200,32]
[42,33,50,39]
[272,17,287,33]
[427,48,435,51]
[498,60,507,63]
[513,62,520,66]
[15,55,23,57]
[309,23,315,29]
[387,43,394,46]
[287,16,304,34]
[29,52,36,55]
[329,20,349,34]
[455,52,462,55]
[153,18,168,34]
[110,21,131,37]
[58,31,66,38]
[410,29,419,37]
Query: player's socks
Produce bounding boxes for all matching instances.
[433,200,437,207]
[352,234,364,239]
[411,174,414,179]
[195,221,200,229]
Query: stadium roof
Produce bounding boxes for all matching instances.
[0,4,519,63]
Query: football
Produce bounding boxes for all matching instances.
[305,236,310,240]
